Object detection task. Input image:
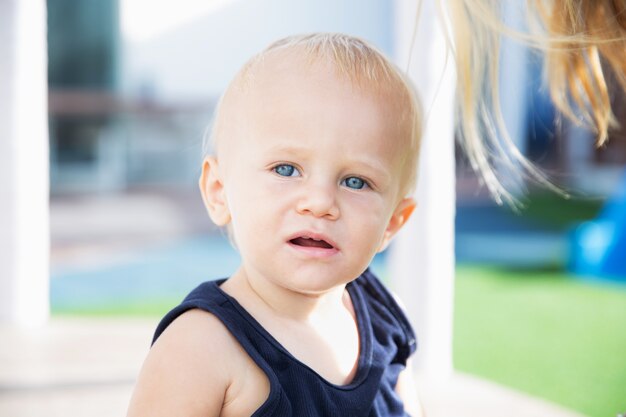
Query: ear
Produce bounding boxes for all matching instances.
[199,156,231,226]
[377,197,416,252]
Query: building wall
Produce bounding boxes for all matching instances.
[121,0,394,102]
[50,0,394,193]
[48,0,120,90]
[48,0,122,194]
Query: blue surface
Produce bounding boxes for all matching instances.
[51,235,388,310]
[454,200,566,267]
[51,235,241,310]
[569,169,626,281]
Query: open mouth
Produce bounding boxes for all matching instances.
[289,236,334,249]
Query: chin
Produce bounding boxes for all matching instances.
[280,266,359,294]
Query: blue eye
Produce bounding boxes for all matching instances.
[343,176,367,190]
[273,164,299,177]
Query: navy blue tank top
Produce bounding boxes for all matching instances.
[152,268,417,416]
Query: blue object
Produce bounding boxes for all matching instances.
[568,169,626,280]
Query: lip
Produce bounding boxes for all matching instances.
[286,230,340,258]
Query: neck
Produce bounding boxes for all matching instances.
[226,266,349,322]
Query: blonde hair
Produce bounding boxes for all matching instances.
[448,0,626,204]
[206,33,423,195]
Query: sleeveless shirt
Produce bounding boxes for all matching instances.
[152,268,417,417]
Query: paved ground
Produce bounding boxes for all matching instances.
[0,318,153,417]
[0,317,588,417]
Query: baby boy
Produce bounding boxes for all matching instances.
[128,33,423,417]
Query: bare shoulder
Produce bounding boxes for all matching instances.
[388,288,408,311]
[127,309,241,417]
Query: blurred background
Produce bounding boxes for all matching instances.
[2,0,626,416]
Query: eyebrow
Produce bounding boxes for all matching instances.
[264,143,311,158]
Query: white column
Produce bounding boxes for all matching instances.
[390,0,456,378]
[0,0,50,326]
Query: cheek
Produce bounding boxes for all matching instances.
[345,196,391,240]
[225,177,292,238]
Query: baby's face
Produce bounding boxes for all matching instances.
[202,53,415,294]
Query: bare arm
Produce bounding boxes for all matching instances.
[395,359,425,417]
[127,309,231,417]
[387,290,425,416]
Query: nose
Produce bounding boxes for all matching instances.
[296,181,340,220]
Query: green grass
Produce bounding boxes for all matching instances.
[52,298,178,317]
[454,265,626,417]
